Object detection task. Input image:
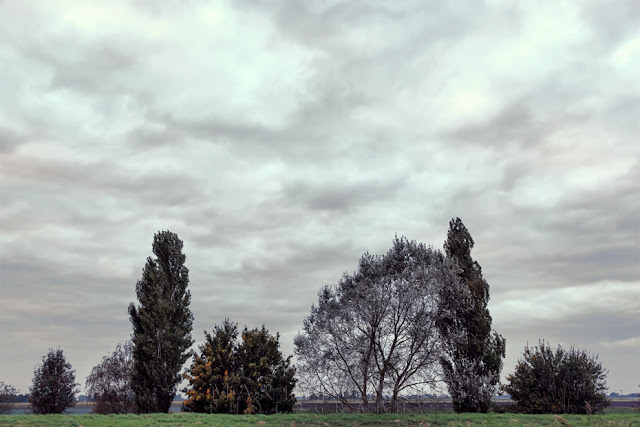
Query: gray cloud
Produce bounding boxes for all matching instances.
[1,0,639,396]
[281,176,405,212]
[0,126,26,154]
[580,0,640,48]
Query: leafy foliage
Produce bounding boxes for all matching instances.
[0,381,19,414]
[438,218,506,413]
[128,231,194,413]
[182,319,239,413]
[86,341,136,414]
[295,236,465,413]
[29,348,79,414]
[236,325,297,414]
[502,341,610,414]
[183,320,296,414]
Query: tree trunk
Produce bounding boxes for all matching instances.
[390,384,400,413]
[375,374,386,414]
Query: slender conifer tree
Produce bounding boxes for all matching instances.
[438,218,506,413]
[128,231,194,413]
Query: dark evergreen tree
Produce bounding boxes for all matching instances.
[182,319,240,413]
[438,218,506,413]
[128,230,194,413]
[29,348,79,414]
[183,320,296,414]
[236,325,297,414]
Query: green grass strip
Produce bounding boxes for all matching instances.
[0,409,638,426]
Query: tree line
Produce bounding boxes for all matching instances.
[0,220,615,415]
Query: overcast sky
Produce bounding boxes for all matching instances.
[1,0,638,397]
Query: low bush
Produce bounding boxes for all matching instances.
[502,341,610,414]
[0,382,19,414]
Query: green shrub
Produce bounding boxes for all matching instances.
[502,341,610,414]
[29,348,79,414]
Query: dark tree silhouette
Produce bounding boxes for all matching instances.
[129,230,194,413]
[182,319,239,414]
[236,325,297,414]
[183,320,296,414]
[29,348,79,414]
[503,341,610,414]
[438,218,506,413]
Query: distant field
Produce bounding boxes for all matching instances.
[1,409,639,426]
[10,397,638,413]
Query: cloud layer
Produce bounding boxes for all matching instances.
[1,0,638,395]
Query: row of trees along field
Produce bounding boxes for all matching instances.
[0,220,616,415]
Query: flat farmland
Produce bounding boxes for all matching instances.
[1,409,639,426]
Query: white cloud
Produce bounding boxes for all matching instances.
[611,33,640,66]
[601,337,640,349]
[493,281,640,327]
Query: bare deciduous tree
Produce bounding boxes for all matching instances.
[295,236,466,413]
[86,341,136,414]
[0,381,19,414]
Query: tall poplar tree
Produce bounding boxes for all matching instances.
[438,218,506,413]
[128,231,194,413]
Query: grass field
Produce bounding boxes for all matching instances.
[0,409,639,426]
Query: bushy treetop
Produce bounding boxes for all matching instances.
[29,348,79,414]
[183,319,296,414]
[503,341,610,414]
